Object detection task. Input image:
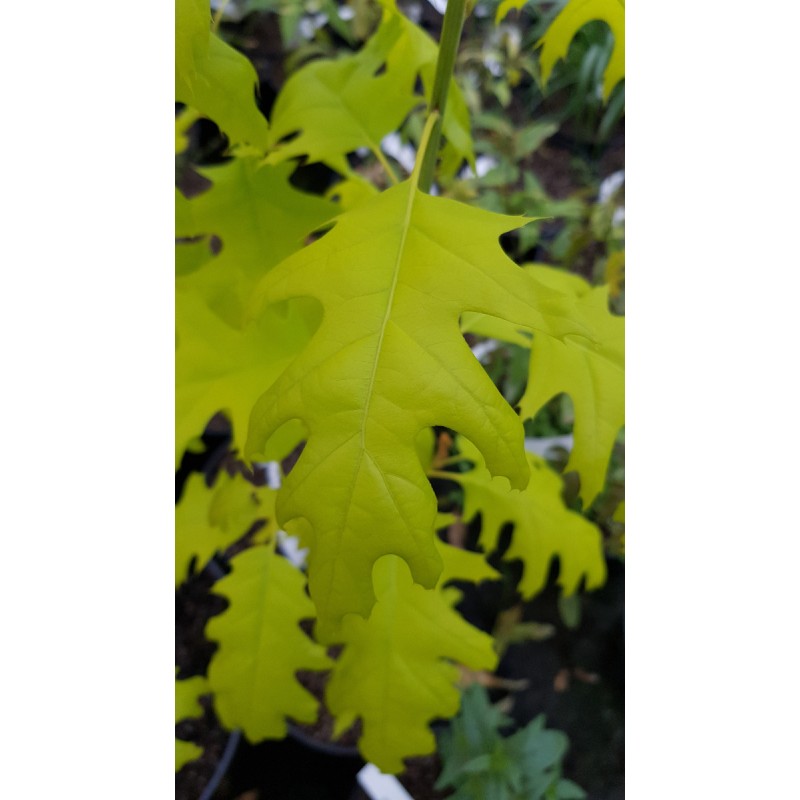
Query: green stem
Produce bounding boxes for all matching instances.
[427,468,466,483]
[411,112,440,189]
[211,0,232,33]
[417,0,468,194]
[432,455,469,469]
[371,144,399,186]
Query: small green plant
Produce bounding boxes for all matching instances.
[436,684,586,799]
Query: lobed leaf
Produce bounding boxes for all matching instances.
[175,1,269,149]
[448,437,606,598]
[326,555,497,772]
[175,158,337,456]
[517,266,624,504]
[245,176,589,640]
[435,537,501,590]
[175,471,275,585]
[461,265,623,505]
[266,1,474,176]
[537,0,625,100]
[327,172,380,212]
[495,0,530,25]
[175,0,210,91]
[176,158,337,329]
[265,12,419,168]
[206,545,333,741]
[176,289,319,461]
[175,236,215,277]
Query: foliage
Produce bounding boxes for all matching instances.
[175,673,208,770]
[265,0,474,178]
[175,0,624,779]
[243,157,604,640]
[176,0,270,149]
[442,113,584,261]
[175,470,274,585]
[516,266,624,505]
[449,6,626,277]
[457,0,624,147]
[327,555,496,771]
[536,0,624,101]
[460,264,624,505]
[206,542,333,739]
[436,684,586,799]
[434,436,606,597]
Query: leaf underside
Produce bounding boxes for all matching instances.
[245,178,590,640]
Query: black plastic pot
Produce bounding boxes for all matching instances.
[176,722,240,800]
[223,730,365,800]
[286,723,361,758]
[197,730,240,800]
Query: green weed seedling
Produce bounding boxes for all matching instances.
[436,684,586,800]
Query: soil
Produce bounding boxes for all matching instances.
[175,695,235,800]
[497,559,625,799]
[175,551,230,800]
[293,657,363,750]
[398,755,452,800]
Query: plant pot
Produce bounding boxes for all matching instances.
[223,730,365,800]
[287,722,361,758]
[176,720,240,800]
[197,730,240,800]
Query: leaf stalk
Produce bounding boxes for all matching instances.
[417,0,468,193]
[371,144,400,185]
[412,111,441,189]
[211,0,232,33]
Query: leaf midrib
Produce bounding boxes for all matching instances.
[359,184,417,450]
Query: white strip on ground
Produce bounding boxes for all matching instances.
[357,763,414,800]
[263,461,282,489]
[470,338,501,363]
[277,530,308,569]
[381,133,417,174]
[525,435,574,456]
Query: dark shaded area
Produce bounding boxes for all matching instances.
[176,696,234,800]
[225,735,365,800]
[498,559,625,799]
[175,413,232,502]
